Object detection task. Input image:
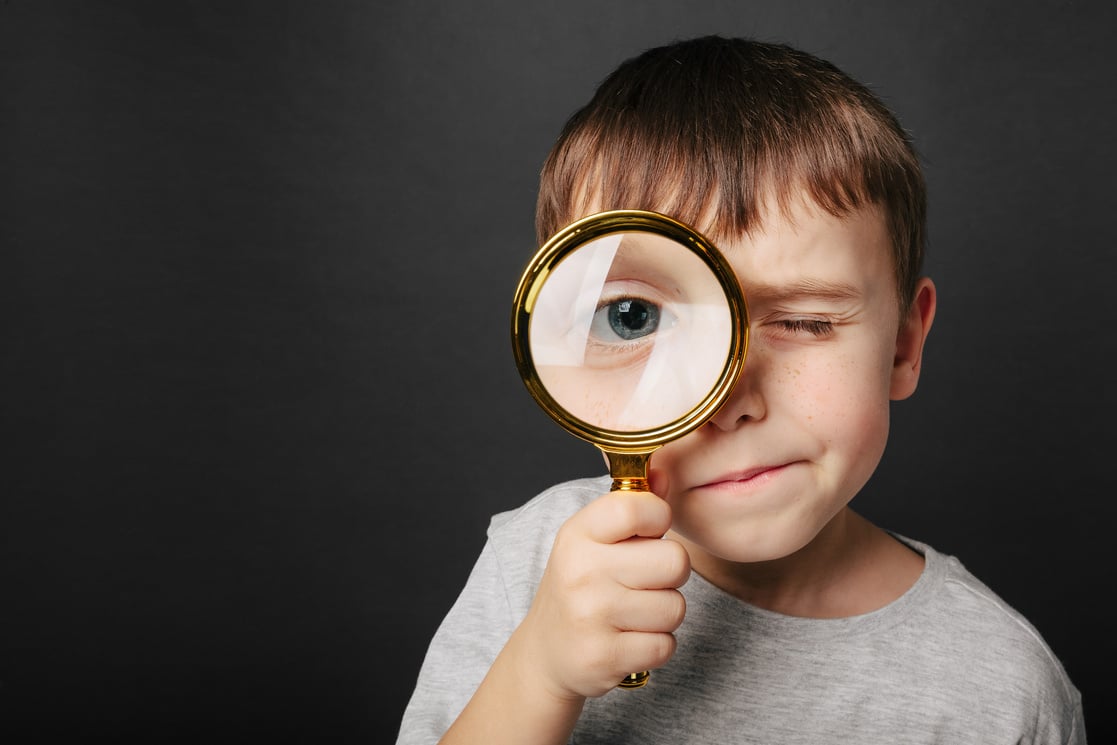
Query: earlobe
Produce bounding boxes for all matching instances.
[890,277,937,401]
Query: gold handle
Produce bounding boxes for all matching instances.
[618,671,651,689]
[604,450,658,689]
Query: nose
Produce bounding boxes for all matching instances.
[706,344,767,431]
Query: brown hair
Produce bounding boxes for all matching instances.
[536,35,927,311]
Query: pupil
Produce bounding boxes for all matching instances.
[617,300,649,330]
[607,299,659,340]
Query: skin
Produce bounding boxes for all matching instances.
[441,197,938,745]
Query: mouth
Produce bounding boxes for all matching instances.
[692,463,792,492]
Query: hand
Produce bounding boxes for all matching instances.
[512,489,691,701]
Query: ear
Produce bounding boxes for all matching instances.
[890,277,937,401]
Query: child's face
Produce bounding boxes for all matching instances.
[642,198,932,565]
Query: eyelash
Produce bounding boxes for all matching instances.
[773,319,835,337]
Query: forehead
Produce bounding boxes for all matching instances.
[717,199,897,303]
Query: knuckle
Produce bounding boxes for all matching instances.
[607,492,643,529]
[554,513,589,547]
[646,632,677,668]
[613,631,677,677]
[664,590,686,630]
[548,533,600,590]
[659,540,691,584]
[604,491,665,533]
[641,494,672,530]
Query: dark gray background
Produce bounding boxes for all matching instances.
[2,1,1113,742]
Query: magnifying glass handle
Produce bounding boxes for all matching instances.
[602,450,660,689]
[611,462,653,689]
[618,670,651,688]
[605,451,654,493]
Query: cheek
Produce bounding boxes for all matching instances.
[792,349,892,464]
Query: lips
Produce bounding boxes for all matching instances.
[693,463,790,491]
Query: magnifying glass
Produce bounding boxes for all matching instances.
[511,210,749,688]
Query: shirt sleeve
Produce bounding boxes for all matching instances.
[394,537,518,745]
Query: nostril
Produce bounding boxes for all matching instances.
[706,411,751,432]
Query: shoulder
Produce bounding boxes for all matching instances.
[916,537,1065,662]
[481,475,609,609]
[395,475,610,744]
[488,474,608,540]
[902,537,1084,733]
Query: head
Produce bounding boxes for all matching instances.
[535,36,937,567]
[537,34,926,316]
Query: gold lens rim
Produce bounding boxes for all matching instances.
[511,210,749,452]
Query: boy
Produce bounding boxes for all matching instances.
[397,35,1085,744]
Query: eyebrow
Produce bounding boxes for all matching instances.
[744,279,862,305]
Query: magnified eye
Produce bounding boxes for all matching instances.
[591,298,663,342]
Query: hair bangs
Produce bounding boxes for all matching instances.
[536,36,926,310]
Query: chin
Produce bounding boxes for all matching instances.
[679,521,817,565]
[715,542,806,565]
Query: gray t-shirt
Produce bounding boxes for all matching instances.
[397,476,1086,744]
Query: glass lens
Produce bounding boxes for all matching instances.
[528,231,733,432]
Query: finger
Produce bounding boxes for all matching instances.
[608,536,691,590]
[608,587,686,633]
[613,629,678,676]
[580,490,672,545]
